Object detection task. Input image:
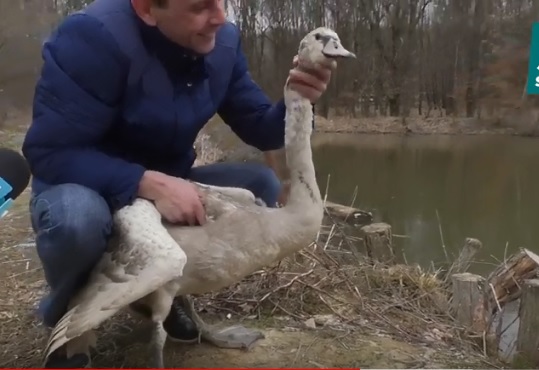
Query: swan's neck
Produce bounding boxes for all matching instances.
[283,90,322,210]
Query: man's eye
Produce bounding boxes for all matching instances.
[190,0,211,13]
[191,6,206,13]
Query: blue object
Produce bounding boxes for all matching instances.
[22,0,286,211]
[527,22,539,95]
[0,177,13,218]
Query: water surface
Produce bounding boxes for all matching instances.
[312,133,539,276]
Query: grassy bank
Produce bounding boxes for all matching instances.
[311,110,539,136]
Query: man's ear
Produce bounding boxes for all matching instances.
[131,0,158,26]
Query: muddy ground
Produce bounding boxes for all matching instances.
[0,121,506,369]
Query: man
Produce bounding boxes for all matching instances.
[22,0,333,367]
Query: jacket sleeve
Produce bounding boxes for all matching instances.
[217,36,286,152]
[22,14,146,210]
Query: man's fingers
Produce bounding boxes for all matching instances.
[194,201,206,225]
[314,64,333,81]
[289,69,327,92]
[292,62,333,84]
[181,207,196,226]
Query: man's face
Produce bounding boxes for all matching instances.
[133,0,226,55]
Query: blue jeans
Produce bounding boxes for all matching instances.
[29,162,281,327]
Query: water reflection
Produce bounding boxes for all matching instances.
[312,133,539,275]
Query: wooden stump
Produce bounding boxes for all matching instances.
[324,201,373,226]
[449,238,483,274]
[450,273,488,332]
[485,248,539,313]
[360,222,394,263]
[515,279,539,366]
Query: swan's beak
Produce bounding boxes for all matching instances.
[322,39,356,59]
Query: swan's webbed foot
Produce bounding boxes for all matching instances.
[200,325,265,350]
[180,295,265,350]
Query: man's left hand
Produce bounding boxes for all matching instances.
[286,55,336,103]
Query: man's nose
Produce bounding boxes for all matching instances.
[210,0,226,25]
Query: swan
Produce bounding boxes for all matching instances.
[42,27,356,368]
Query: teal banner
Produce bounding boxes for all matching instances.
[527,22,539,94]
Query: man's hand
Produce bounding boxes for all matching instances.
[286,55,336,103]
[138,170,206,225]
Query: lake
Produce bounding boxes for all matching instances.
[312,132,539,276]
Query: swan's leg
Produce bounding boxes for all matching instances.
[151,321,167,368]
[148,287,177,368]
[181,296,265,350]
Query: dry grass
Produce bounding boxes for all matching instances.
[197,221,466,348]
[313,114,519,136]
[316,105,539,136]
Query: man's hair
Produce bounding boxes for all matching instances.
[152,0,168,7]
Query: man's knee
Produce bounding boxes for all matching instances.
[30,183,112,271]
[248,164,282,207]
[189,161,283,207]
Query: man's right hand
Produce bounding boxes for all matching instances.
[138,170,206,226]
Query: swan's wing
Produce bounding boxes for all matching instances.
[43,199,187,359]
[193,183,268,219]
[193,182,257,205]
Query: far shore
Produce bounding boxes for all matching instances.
[311,114,537,137]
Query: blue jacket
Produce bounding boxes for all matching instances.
[22,0,286,211]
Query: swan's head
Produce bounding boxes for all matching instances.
[298,27,356,66]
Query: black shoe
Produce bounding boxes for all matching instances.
[163,297,199,343]
[43,347,90,368]
[129,297,199,343]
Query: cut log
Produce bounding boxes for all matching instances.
[450,273,488,333]
[324,201,373,226]
[485,248,539,313]
[515,279,539,366]
[360,222,394,263]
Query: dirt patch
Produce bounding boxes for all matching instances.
[90,324,471,368]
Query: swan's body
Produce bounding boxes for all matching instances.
[43,27,355,368]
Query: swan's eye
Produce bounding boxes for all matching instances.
[315,33,322,41]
